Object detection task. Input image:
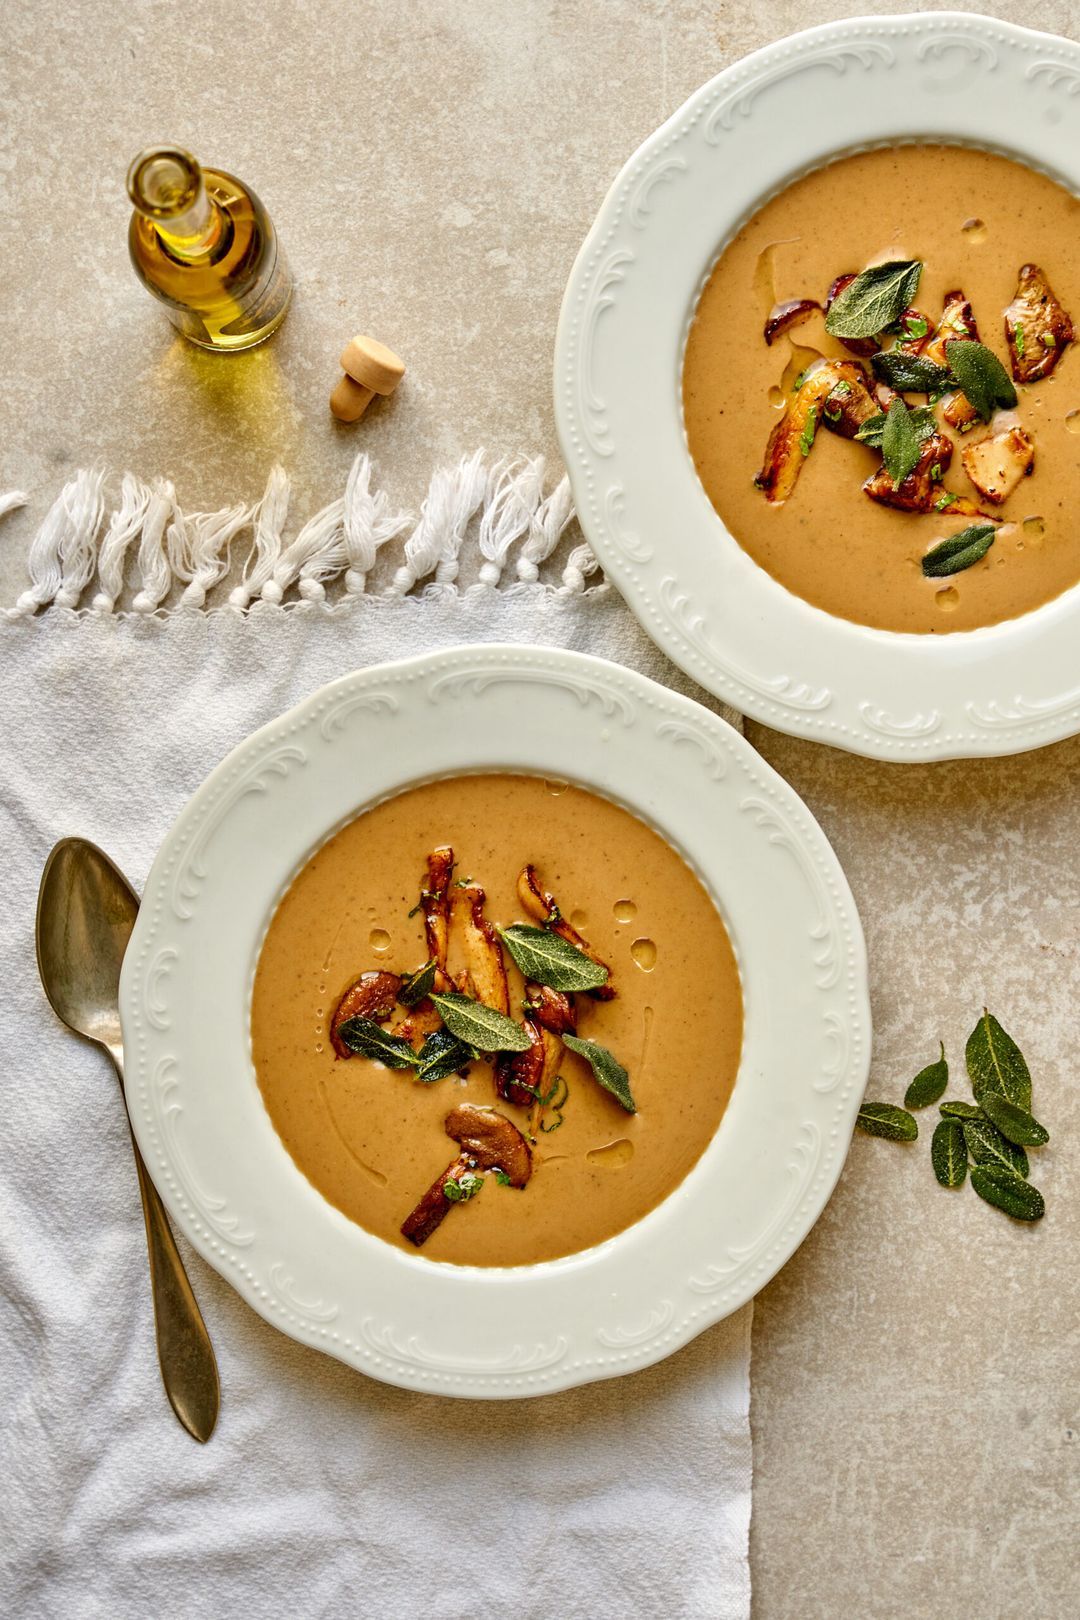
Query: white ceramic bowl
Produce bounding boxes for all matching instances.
[555,12,1080,760]
[120,646,870,1398]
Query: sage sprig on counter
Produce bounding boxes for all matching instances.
[857,1011,1049,1221]
[904,1043,948,1109]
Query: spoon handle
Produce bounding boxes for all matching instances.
[111,1052,221,1443]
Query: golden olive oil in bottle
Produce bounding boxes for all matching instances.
[126,145,292,351]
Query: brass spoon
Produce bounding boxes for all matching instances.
[36,837,220,1443]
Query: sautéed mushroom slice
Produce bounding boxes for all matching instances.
[401,1105,532,1248]
[330,970,402,1060]
[517,863,615,999]
[864,430,955,513]
[1005,264,1074,383]
[961,425,1036,505]
[450,883,510,1012]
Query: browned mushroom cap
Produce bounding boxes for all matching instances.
[445,1104,532,1186]
[863,431,954,513]
[763,298,821,346]
[1005,264,1074,382]
[449,884,509,1012]
[524,984,578,1036]
[517,864,615,1000]
[330,970,402,1059]
[400,1107,532,1248]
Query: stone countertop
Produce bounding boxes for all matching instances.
[2,2,1077,1614]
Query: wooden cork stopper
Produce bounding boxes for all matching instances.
[330,374,376,422]
[339,335,405,395]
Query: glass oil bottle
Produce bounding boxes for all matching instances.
[126,146,292,351]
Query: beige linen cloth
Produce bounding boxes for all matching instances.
[0,506,752,1620]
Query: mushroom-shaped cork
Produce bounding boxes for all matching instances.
[330,334,406,422]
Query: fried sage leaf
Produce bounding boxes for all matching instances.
[970,1164,1045,1222]
[561,1033,636,1113]
[871,350,952,394]
[416,1027,476,1083]
[939,1100,983,1120]
[498,924,609,993]
[962,1118,1030,1179]
[979,1092,1049,1148]
[855,1102,918,1142]
[965,1009,1032,1110]
[945,339,1018,421]
[921,523,996,579]
[398,959,437,1007]
[335,1016,421,1069]
[825,260,923,340]
[430,991,533,1052]
[931,1118,968,1187]
[882,398,926,486]
[905,1043,949,1109]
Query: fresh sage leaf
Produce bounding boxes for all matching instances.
[965,1010,1032,1110]
[962,1118,1030,1179]
[905,1043,949,1109]
[855,1102,918,1142]
[871,349,952,394]
[945,339,1018,421]
[939,1100,983,1120]
[978,1092,1049,1148]
[416,1027,476,1083]
[921,524,996,578]
[882,398,924,485]
[561,1033,636,1113]
[335,1016,420,1069]
[931,1118,968,1187]
[497,924,609,993]
[399,959,437,1007]
[429,991,532,1052]
[825,260,923,340]
[970,1164,1044,1222]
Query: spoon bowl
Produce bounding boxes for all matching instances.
[36,838,138,1057]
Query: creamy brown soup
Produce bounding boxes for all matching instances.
[251,774,743,1266]
[683,145,1080,633]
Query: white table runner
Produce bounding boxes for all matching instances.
[0,490,751,1620]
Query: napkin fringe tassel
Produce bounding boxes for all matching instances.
[2,455,600,618]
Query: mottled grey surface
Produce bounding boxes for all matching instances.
[2,2,1078,1616]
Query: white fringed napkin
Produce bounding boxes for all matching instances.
[0,469,751,1620]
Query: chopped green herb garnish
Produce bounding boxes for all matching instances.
[444,1172,484,1203]
[1014,323,1026,359]
[799,404,819,458]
